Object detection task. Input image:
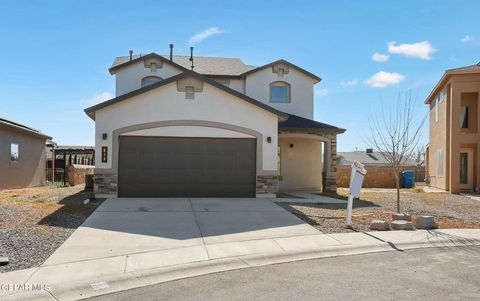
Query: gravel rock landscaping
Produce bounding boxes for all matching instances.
[277,188,480,234]
[0,186,101,273]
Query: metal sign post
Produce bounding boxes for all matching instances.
[346,161,367,226]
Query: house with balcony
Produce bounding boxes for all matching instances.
[84,48,345,198]
[425,62,480,193]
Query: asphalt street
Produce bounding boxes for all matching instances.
[88,246,480,301]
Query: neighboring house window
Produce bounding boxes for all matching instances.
[270,81,291,103]
[10,143,19,162]
[141,76,162,88]
[434,97,439,122]
[438,149,444,177]
[439,89,446,103]
[185,86,195,99]
[460,106,469,129]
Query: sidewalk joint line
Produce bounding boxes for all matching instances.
[362,232,404,252]
[123,255,129,273]
[46,290,60,301]
[189,198,212,260]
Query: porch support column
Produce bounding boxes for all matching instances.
[324,134,338,193]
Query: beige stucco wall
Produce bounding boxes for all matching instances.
[114,61,183,96]
[428,83,449,190]
[245,67,315,119]
[95,77,280,173]
[0,126,47,189]
[427,73,480,193]
[278,138,323,191]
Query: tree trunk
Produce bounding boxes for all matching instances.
[394,171,400,213]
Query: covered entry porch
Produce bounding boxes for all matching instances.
[278,114,345,193]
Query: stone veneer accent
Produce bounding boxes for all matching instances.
[94,173,118,195]
[95,172,278,197]
[256,175,279,195]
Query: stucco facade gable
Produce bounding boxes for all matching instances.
[95,79,279,172]
[245,67,315,119]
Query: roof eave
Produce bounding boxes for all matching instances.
[108,53,189,75]
[279,127,346,134]
[425,68,480,104]
[0,121,52,140]
[240,59,321,83]
[84,70,289,120]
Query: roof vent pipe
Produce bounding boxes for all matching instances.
[129,50,133,61]
[189,47,194,70]
[169,44,174,61]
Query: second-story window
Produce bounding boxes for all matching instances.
[141,76,162,88]
[460,106,469,129]
[435,96,439,122]
[270,81,290,103]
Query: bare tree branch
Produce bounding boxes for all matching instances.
[368,90,426,213]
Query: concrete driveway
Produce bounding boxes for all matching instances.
[42,198,332,270]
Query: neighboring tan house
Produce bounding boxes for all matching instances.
[84,50,345,198]
[0,118,51,189]
[425,62,480,193]
[337,149,417,188]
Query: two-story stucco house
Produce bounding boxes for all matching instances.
[84,50,345,198]
[425,62,480,193]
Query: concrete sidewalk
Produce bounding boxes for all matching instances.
[0,197,479,301]
[1,229,479,301]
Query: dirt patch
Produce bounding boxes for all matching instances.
[278,189,480,234]
[0,185,102,273]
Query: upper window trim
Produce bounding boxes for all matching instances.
[141,76,162,88]
[269,81,291,103]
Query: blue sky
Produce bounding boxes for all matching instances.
[1,1,479,151]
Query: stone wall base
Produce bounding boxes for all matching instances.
[94,173,118,195]
[325,173,337,192]
[256,175,279,196]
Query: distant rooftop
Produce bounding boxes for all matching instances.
[111,54,256,76]
[338,150,417,166]
[0,117,51,139]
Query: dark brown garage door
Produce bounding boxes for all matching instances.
[118,136,256,197]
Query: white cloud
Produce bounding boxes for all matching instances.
[364,71,405,88]
[461,35,475,43]
[83,92,114,106]
[314,88,329,96]
[387,41,437,60]
[189,27,225,44]
[340,79,358,87]
[372,52,390,62]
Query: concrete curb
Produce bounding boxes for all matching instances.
[2,230,479,301]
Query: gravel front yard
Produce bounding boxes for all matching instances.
[0,186,101,273]
[277,188,480,234]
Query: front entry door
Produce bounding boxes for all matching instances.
[459,148,474,190]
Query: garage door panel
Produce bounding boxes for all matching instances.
[118,136,256,197]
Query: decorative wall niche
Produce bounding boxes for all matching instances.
[272,63,290,77]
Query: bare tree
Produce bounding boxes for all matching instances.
[368,91,426,213]
[414,146,426,167]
